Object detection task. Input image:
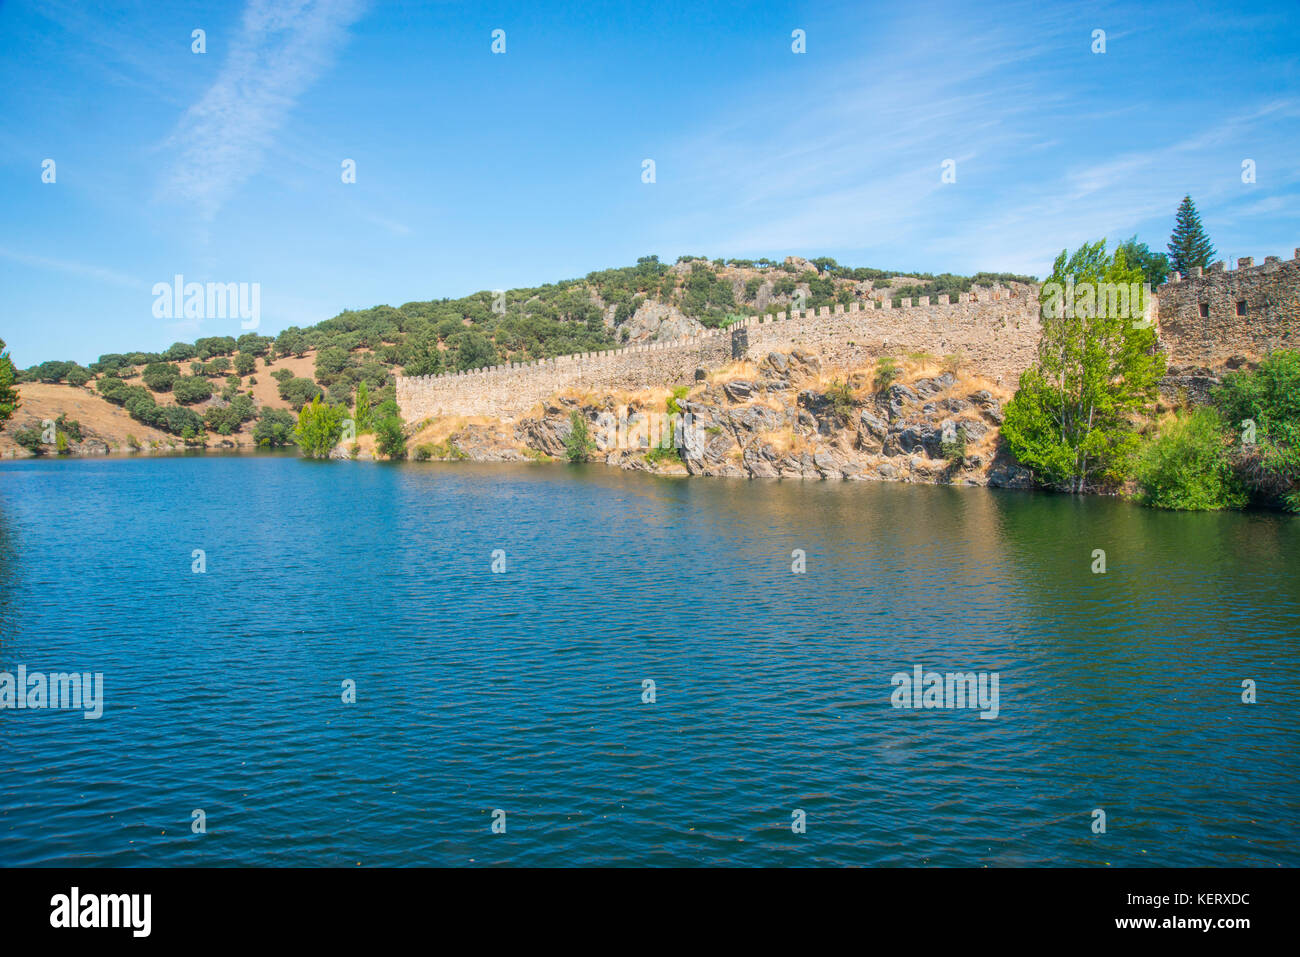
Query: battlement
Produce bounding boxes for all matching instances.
[397,288,1041,420]
[1156,248,1300,368]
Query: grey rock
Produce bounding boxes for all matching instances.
[723,379,755,402]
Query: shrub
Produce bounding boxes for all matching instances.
[294,397,346,458]
[278,376,323,410]
[564,411,594,462]
[142,362,180,392]
[1134,407,1245,510]
[55,413,83,442]
[940,430,967,465]
[374,416,407,459]
[1214,349,1300,510]
[666,385,689,417]
[874,357,900,390]
[12,424,45,454]
[66,367,92,388]
[173,376,214,405]
[254,407,296,447]
[826,379,854,419]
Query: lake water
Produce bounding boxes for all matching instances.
[0,454,1296,866]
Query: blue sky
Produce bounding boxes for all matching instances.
[1,0,1297,366]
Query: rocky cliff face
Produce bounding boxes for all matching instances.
[423,348,1034,488]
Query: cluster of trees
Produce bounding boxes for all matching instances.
[1000,199,1295,512]
[94,375,206,436]
[1134,353,1300,511]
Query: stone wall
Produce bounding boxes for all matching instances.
[397,288,1043,420]
[735,289,1040,387]
[397,250,1300,423]
[1157,250,1300,370]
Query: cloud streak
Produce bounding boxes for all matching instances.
[159,0,366,219]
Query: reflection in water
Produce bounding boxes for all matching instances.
[0,456,1296,867]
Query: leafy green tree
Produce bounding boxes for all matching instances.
[172,375,214,404]
[354,380,372,433]
[276,327,309,358]
[234,352,257,377]
[564,411,594,462]
[1002,241,1165,492]
[0,339,19,424]
[294,397,346,458]
[253,407,297,447]
[314,345,352,385]
[448,330,497,371]
[278,376,323,410]
[1167,196,1216,274]
[12,424,44,454]
[142,361,180,392]
[374,415,407,459]
[401,335,444,377]
[1115,235,1170,287]
[1135,407,1245,510]
[1214,349,1300,510]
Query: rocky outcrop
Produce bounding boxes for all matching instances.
[507,349,1033,488]
[624,301,704,343]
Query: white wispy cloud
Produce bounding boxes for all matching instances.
[158,0,366,219]
[0,246,146,290]
[642,3,1298,276]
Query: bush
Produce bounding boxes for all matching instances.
[254,407,296,447]
[826,379,854,419]
[374,416,407,459]
[564,411,594,462]
[172,376,214,404]
[1214,349,1300,510]
[1134,407,1245,510]
[294,397,346,458]
[55,413,83,441]
[12,424,45,454]
[874,357,900,390]
[940,430,967,465]
[279,376,323,410]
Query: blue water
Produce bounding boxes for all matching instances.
[0,455,1297,866]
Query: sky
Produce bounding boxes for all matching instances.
[1,0,1297,366]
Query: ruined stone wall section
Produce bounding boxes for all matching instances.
[1157,250,1300,369]
[397,288,1044,420]
[738,290,1041,386]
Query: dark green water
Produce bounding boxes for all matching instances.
[0,455,1296,866]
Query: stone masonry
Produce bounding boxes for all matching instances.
[397,250,1300,422]
[398,287,1041,421]
[1157,250,1300,368]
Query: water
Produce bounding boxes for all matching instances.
[0,454,1296,867]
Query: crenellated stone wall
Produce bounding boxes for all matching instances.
[397,287,1042,420]
[1157,250,1300,369]
[397,250,1300,422]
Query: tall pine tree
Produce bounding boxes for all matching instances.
[1167,195,1216,274]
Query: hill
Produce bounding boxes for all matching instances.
[1,255,1035,457]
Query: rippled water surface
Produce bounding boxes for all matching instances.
[0,454,1297,866]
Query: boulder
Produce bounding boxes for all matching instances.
[723,379,755,402]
